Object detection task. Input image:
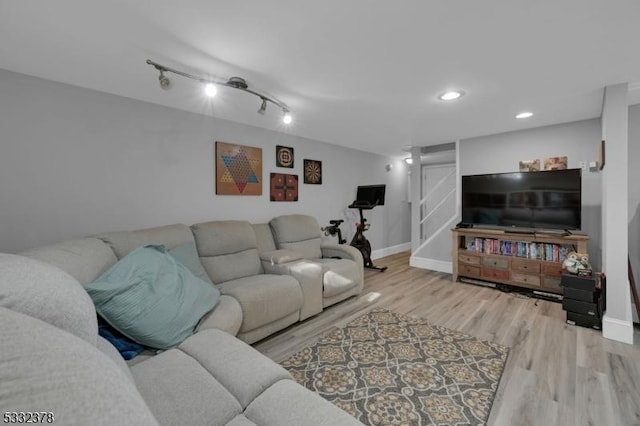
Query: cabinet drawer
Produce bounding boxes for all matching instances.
[512,260,541,273]
[511,272,541,287]
[482,268,510,281]
[458,264,481,277]
[459,253,481,265]
[482,257,509,269]
[543,276,562,290]
[542,263,564,277]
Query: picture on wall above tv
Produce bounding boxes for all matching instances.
[461,169,582,230]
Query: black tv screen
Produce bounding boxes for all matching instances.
[461,169,581,230]
[356,184,386,206]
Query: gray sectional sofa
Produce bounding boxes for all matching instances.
[0,215,364,425]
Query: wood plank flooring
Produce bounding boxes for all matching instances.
[253,251,640,426]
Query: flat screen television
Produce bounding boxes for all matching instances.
[461,169,581,230]
[356,184,386,206]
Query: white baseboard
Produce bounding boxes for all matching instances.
[371,242,411,260]
[409,256,453,274]
[602,314,635,344]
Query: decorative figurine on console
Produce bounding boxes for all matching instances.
[562,251,592,276]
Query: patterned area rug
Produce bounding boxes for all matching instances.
[282,308,509,425]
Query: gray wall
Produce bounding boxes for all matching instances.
[0,69,410,253]
[459,118,603,269]
[629,104,640,303]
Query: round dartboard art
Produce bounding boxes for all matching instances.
[304,159,322,184]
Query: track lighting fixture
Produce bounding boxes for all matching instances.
[258,98,267,115]
[204,83,217,98]
[158,70,171,90]
[147,59,292,124]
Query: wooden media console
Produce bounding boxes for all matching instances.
[452,228,588,294]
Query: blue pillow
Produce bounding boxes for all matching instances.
[85,245,219,350]
[168,242,213,285]
[98,316,144,360]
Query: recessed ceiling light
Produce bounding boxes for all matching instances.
[516,111,533,119]
[438,91,464,101]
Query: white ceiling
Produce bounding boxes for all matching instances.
[2,1,640,157]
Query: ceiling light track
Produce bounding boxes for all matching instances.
[146,59,292,124]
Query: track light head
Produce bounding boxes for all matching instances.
[282,110,292,124]
[158,70,171,90]
[227,77,248,89]
[204,83,217,97]
[258,99,267,115]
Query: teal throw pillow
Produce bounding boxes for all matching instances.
[168,242,214,285]
[85,245,219,350]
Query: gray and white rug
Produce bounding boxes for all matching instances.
[282,307,509,425]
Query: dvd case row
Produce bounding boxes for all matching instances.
[465,237,573,262]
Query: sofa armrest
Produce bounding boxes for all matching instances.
[321,244,364,269]
[262,259,323,320]
[321,243,364,287]
[260,249,304,265]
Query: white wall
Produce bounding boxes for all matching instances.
[601,83,633,343]
[629,104,640,315]
[0,69,410,253]
[459,118,603,268]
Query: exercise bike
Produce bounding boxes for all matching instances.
[321,219,347,244]
[322,201,387,272]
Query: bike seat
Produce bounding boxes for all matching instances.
[329,219,344,225]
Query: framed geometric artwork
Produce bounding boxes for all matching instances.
[303,159,322,184]
[519,159,540,172]
[543,156,568,170]
[270,173,298,201]
[276,145,294,168]
[215,141,262,195]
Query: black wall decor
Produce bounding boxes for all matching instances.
[276,145,294,168]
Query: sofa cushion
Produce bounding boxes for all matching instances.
[226,415,258,425]
[197,294,243,336]
[177,329,293,409]
[168,242,214,285]
[95,335,136,383]
[270,214,323,259]
[19,237,117,285]
[217,274,303,333]
[191,220,263,283]
[315,258,361,298]
[252,223,277,253]
[244,379,362,425]
[131,348,242,426]
[0,307,158,426]
[0,253,98,345]
[85,246,219,350]
[95,223,195,259]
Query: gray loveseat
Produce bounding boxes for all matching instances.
[0,215,364,425]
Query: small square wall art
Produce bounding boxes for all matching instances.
[519,159,541,172]
[544,156,568,170]
[270,173,298,201]
[303,159,322,184]
[276,145,294,168]
[215,141,262,195]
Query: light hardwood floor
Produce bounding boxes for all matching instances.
[254,251,640,426]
